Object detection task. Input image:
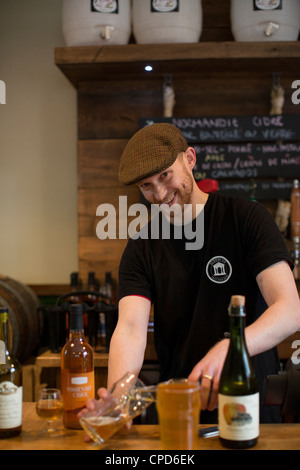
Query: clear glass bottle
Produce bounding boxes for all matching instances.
[0,307,22,438]
[218,295,259,449]
[61,304,94,429]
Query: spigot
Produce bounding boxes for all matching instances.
[265,22,280,37]
[100,25,115,40]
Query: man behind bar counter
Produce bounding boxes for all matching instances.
[99,123,300,423]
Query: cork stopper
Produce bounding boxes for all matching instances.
[231,295,245,307]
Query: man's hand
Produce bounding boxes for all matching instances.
[78,387,132,442]
[78,387,112,419]
[188,338,229,411]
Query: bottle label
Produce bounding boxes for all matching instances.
[0,340,5,363]
[254,0,282,10]
[91,0,118,14]
[61,370,95,411]
[218,393,259,441]
[0,382,22,429]
[151,0,179,13]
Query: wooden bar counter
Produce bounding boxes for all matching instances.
[1,403,300,450]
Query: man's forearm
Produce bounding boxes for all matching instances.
[245,299,300,357]
[107,323,147,389]
[106,295,151,389]
[246,262,300,357]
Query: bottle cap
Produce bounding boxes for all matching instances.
[0,307,9,320]
[70,272,79,283]
[69,303,83,330]
[70,304,83,315]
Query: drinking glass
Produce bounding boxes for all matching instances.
[79,372,155,445]
[156,378,201,450]
[36,388,64,435]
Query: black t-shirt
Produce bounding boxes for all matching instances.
[118,193,293,422]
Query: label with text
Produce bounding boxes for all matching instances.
[61,370,95,411]
[218,393,259,441]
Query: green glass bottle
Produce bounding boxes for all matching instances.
[218,295,259,449]
[0,308,22,438]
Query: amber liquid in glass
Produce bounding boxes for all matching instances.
[84,415,126,443]
[36,399,64,421]
[156,381,201,450]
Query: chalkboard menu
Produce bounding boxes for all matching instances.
[139,115,300,200]
[140,115,300,143]
[192,142,300,180]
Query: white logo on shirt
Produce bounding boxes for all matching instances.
[206,256,232,284]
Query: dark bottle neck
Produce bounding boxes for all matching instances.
[229,307,246,350]
[69,304,83,327]
[0,312,8,343]
[226,303,256,387]
[69,314,83,333]
[0,310,10,362]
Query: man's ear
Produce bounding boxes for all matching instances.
[184,147,197,170]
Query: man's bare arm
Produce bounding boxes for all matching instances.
[107,295,151,389]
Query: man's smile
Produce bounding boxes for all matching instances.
[162,191,177,206]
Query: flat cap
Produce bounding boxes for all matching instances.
[119,123,188,185]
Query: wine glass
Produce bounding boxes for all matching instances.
[36,388,64,435]
[79,372,155,446]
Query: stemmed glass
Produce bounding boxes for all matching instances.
[36,388,64,435]
[79,372,155,446]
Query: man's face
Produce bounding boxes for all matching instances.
[137,150,195,214]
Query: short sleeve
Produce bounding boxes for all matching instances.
[240,201,293,278]
[118,237,153,302]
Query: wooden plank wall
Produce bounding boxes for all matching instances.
[77,0,298,286]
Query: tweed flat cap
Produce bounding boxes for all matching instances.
[119,123,188,185]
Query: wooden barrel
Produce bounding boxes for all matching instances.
[0,275,41,362]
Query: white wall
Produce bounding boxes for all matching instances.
[0,0,78,284]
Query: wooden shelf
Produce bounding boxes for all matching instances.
[55,41,300,87]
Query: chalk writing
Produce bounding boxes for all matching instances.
[193,142,300,180]
[140,115,300,142]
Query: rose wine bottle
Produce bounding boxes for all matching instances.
[218,295,259,449]
[61,304,95,429]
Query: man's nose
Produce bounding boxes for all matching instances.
[153,184,168,203]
